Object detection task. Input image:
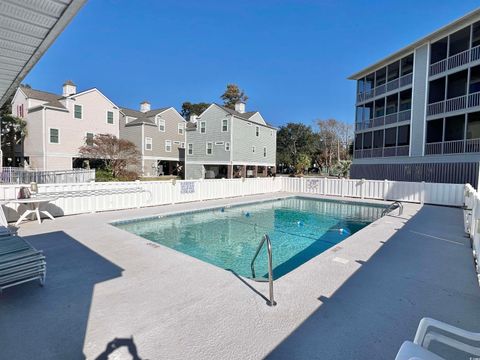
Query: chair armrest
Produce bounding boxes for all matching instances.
[414,317,480,356]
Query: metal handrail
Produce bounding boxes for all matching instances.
[250,234,276,306]
[382,201,403,217]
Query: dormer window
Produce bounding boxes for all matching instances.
[74,104,82,119]
[200,121,206,133]
[178,123,184,135]
[255,126,259,136]
[222,119,228,132]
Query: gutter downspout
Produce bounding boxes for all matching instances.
[42,106,47,170]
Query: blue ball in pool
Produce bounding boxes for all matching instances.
[245,212,251,217]
[220,208,225,212]
[297,221,304,226]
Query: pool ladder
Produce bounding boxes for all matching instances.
[251,234,276,306]
[382,201,403,217]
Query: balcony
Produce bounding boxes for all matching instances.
[424,138,480,155]
[355,110,411,131]
[356,73,413,103]
[426,91,480,117]
[354,145,409,159]
[430,45,480,76]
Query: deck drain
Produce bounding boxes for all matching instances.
[333,257,349,264]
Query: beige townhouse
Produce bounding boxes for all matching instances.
[11,81,120,170]
[119,101,186,177]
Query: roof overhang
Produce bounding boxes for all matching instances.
[348,8,480,80]
[0,0,87,107]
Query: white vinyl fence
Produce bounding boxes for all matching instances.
[463,184,480,284]
[281,177,465,207]
[0,178,283,220]
[0,177,467,223]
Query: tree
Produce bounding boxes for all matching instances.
[0,90,28,166]
[316,119,353,168]
[333,160,352,178]
[78,134,141,178]
[295,153,311,175]
[220,84,248,109]
[276,123,315,172]
[180,102,210,119]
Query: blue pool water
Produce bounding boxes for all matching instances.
[114,197,385,279]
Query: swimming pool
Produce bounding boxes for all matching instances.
[114,197,385,279]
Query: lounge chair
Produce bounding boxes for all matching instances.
[0,235,46,293]
[396,317,480,359]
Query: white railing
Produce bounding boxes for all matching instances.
[0,168,95,184]
[430,59,447,76]
[398,109,411,122]
[429,45,480,76]
[385,113,398,124]
[463,184,480,284]
[427,101,445,116]
[0,177,467,223]
[448,49,470,69]
[445,95,467,112]
[282,177,464,206]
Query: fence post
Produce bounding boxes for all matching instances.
[171,179,176,204]
[361,178,365,199]
[383,179,388,201]
[421,181,425,205]
[341,178,345,197]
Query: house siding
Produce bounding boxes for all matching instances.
[232,117,276,165]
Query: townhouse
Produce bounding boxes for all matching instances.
[350,9,480,186]
[11,81,120,170]
[119,102,186,177]
[184,102,277,179]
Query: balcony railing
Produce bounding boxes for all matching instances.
[355,109,411,131]
[356,73,413,103]
[430,45,480,76]
[354,145,409,159]
[427,90,480,117]
[425,138,480,155]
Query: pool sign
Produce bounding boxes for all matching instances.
[306,179,320,192]
[181,181,195,194]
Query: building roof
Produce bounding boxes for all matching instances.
[21,86,66,109]
[215,104,276,129]
[0,0,87,107]
[121,106,171,127]
[348,8,480,80]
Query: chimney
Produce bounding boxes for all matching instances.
[235,101,245,114]
[62,80,76,96]
[140,101,151,113]
[189,114,198,123]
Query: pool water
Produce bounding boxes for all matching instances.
[114,197,385,279]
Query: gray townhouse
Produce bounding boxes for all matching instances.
[350,8,480,186]
[119,101,186,177]
[184,102,276,179]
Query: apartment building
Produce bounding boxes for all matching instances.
[184,102,276,179]
[11,81,120,170]
[350,9,480,186]
[119,102,186,177]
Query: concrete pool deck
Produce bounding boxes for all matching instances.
[0,193,479,359]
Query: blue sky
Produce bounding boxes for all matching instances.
[25,0,480,127]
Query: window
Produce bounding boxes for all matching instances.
[158,119,165,132]
[165,140,172,152]
[178,123,184,135]
[145,137,152,151]
[74,104,82,119]
[384,127,397,147]
[397,125,410,146]
[214,141,224,145]
[173,141,180,145]
[200,121,206,133]
[206,142,213,155]
[86,132,94,146]
[362,132,372,149]
[426,118,444,143]
[49,128,59,144]
[181,142,185,148]
[373,130,384,148]
[222,119,228,132]
[255,126,259,136]
[225,142,230,151]
[355,133,363,150]
[444,115,465,141]
[188,143,193,155]
[263,147,267,157]
[106,111,114,124]
[252,146,256,153]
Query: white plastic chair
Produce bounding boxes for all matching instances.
[395,341,445,360]
[413,317,480,357]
